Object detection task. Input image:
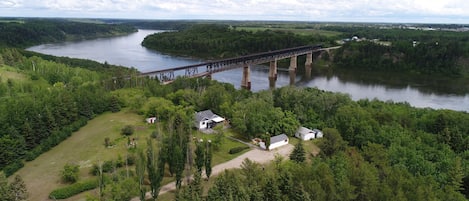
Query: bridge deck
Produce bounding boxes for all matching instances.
[140,44,335,82]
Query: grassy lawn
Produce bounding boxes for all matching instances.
[15,110,151,201]
[193,128,251,167]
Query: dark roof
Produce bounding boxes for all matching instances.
[195,110,215,122]
[271,134,288,144]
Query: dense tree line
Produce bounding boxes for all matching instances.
[0,19,136,48]
[142,24,330,58]
[334,41,464,76]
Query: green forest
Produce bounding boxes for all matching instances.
[142,24,334,58]
[0,20,467,200]
[0,19,136,48]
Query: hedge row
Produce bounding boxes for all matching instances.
[228,146,249,154]
[49,179,98,199]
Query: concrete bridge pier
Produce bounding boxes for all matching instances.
[289,56,297,85]
[241,64,251,90]
[269,60,278,88]
[304,52,313,79]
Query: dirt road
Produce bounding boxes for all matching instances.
[131,144,294,201]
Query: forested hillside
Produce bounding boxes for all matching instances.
[142,24,332,58]
[327,26,469,76]
[0,19,136,48]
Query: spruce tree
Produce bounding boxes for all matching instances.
[205,141,213,179]
[194,141,205,175]
[290,141,305,163]
[146,138,163,201]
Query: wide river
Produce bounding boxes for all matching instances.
[27,30,469,112]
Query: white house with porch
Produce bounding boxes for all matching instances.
[260,134,289,150]
[295,126,323,140]
[194,110,225,130]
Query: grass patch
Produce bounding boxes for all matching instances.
[0,66,28,82]
[193,129,251,166]
[15,110,152,201]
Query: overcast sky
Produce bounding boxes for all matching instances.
[1,0,469,24]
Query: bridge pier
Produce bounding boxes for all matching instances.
[241,64,251,90]
[289,56,297,85]
[269,60,277,88]
[305,52,313,79]
[289,56,297,72]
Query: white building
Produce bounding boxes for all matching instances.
[146,117,157,124]
[194,110,225,129]
[260,134,289,150]
[295,127,323,140]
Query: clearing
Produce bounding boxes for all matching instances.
[14,110,149,201]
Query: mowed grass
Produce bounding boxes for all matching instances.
[193,129,251,166]
[14,110,151,201]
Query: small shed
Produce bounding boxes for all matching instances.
[313,129,323,138]
[295,127,323,140]
[194,110,225,129]
[146,117,157,124]
[260,134,289,150]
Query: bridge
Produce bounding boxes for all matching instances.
[140,44,340,90]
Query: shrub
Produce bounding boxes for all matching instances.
[121,125,134,136]
[150,130,158,139]
[3,160,24,177]
[228,146,249,154]
[104,137,111,147]
[49,179,98,199]
[61,163,80,183]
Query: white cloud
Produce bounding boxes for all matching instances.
[0,0,22,8]
[2,0,469,23]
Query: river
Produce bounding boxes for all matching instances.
[27,29,469,112]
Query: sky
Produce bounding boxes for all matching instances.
[2,0,469,24]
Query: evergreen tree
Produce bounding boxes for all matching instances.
[174,146,184,189]
[109,96,121,113]
[205,141,213,179]
[194,141,205,175]
[136,150,146,201]
[146,138,163,201]
[262,176,282,201]
[290,141,305,163]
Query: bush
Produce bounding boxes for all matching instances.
[49,179,98,199]
[3,160,24,177]
[121,125,134,136]
[228,146,249,154]
[150,130,158,139]
[61,163,79,183]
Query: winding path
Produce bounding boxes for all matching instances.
[131,144,294,201]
